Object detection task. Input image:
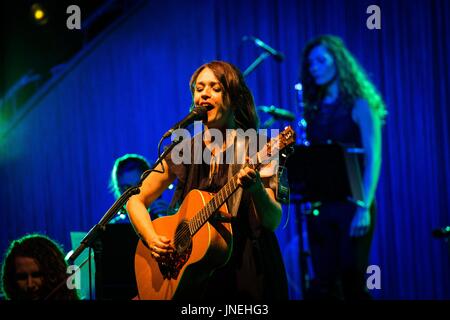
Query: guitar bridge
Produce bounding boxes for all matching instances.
[158,244,192,280]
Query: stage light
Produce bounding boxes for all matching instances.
[30,3,48,25]
[34,9,44,20]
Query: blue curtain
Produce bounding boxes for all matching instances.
[1,0,449,299]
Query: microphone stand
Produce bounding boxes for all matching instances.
[244,51,279,127]
[67,135,183,264]
[243,51,271,77]
[49,135,184,300]
[261,116,276,129]
[67,187,140,265]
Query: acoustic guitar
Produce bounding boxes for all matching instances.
[134,126,296,299]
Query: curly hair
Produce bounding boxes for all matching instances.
[300,35,387,122]
[1,233,79,300]
[189,60,259,130]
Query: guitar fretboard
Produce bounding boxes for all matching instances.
[188,174,240,235]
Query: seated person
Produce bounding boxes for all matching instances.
[1,233,80,300]
[109,153,169,223]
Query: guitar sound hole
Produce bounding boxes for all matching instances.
[157,221,192,280]
[175,221,192,254]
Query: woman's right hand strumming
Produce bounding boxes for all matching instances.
[147,233,174,261]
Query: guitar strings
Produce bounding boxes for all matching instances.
[171,155,262,245]
[172,176,237,245]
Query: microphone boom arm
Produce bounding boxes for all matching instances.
[243,51,271,77]
[242,35,284,77]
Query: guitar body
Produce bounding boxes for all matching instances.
[134,126,297,300]
[134,189,233,300]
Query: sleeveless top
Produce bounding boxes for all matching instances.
[306,97,362,148]
[165,134,289,300]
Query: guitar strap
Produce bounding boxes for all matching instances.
[226,134,249,218]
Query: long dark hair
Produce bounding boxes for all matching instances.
[189,61,259,130]
[300,35,387,122]
[1,234,79,300]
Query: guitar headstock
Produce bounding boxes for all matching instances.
[279,126,296,150]
[256,126,296,165]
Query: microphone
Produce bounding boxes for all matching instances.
[243,36,284,62]
[258,105,295,121]
[432,226,450,238]
[162,105,208,139]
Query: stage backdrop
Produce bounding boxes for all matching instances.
[1,0,449,299]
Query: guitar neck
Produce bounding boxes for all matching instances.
[188,172,241,236]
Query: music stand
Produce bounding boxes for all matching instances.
[285,143,365,297]
[286,143,364,204]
